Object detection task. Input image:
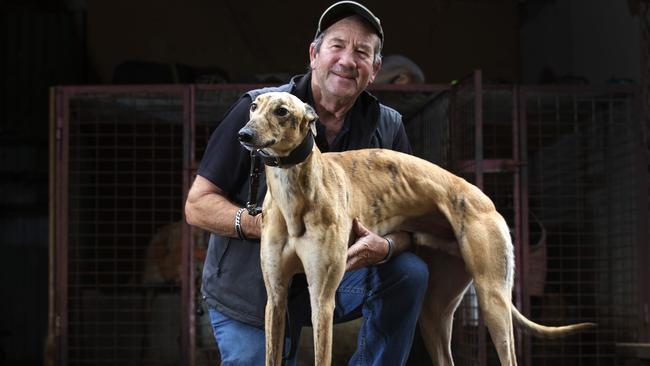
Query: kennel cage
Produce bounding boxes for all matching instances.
[397,71,522,365]
[404,70,649,365]
[48,83,448,366]
[49,74,648,365]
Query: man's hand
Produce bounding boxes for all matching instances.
[346,218,391,271]
[185,175,264,239]
[242,210,263,239]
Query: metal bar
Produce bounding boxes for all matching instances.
[367,83,452,92]
[57,86,70,366]
[188,84,198,365]
[473,69,486,366]
[449,81,457,173]
[454,159,519,173]
[512,84,523,360]
[47,87,58,366]
[54,82,451,95]
[519,84,637,94]
[518,87,532,365]
[633,86,650,341]
[56,84,187,94]
[474,70,484,191]
[181,85,196,366]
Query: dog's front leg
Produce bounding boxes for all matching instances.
[261,204,299,366]
[263,278,289,366]
[261,237,294,366]
[300,240,346,366]
[306,266,342,366]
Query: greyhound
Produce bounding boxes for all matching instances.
[236,91,595,366]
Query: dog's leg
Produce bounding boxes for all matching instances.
[416,245,472,366]
[473,280,517,366]
[261,247,293,366]
[261,206,300,366]
[460,218,518,366]
[307,270,342,366]
[299,241,346,366]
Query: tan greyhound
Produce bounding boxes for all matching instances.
[237,91,595,366]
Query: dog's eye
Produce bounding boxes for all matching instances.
[250,103,257,112]
[275,107,289,117]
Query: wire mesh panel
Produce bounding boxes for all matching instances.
[449,71,486,366]
[398,89,452,166]
[53,84,457,366]
[51,83,646,366]
[63,88,186,366]
[523,88,645,365]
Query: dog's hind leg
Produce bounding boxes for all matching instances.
[416,245,472,366]
[473,280,517,366]
[460,218,518,366]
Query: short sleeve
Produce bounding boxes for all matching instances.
[197,94,253,197]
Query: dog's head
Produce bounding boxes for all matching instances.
[238,92,318,156]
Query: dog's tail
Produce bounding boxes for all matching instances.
[511,306,596,339]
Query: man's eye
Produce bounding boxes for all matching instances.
[250,103,257,111]
[356,49,370,57]
[275,107,288,117]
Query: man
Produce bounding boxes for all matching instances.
[185,2,428,364]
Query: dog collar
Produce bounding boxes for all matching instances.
[256,130,314,168]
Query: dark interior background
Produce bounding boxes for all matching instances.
[0,0,645,364]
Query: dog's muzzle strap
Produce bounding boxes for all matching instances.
[256,130,314,168]
[246,151,263,216]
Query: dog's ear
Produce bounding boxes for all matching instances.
[304,103,318,136]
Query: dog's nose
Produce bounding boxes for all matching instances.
[238,128,254,143]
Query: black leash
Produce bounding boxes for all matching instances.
[245,151,263,217]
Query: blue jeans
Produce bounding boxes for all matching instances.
[209,252,428,366]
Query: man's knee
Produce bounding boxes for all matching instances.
[208,307,266,365]
[388,252,429,297]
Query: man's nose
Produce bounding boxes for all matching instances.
[337,50,356,68]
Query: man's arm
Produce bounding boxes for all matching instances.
[346,219,411,271]
[346,115,414,271]
[185,175,262,239]
[185,93,261,239]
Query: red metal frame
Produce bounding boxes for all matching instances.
[50,83,452,366]
[515,85,531,365]
[181,85,195,365]
[53,86,70,366]
[637,89,650,343]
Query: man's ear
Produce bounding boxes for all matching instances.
[369,56,382,84]
[309,43,317,70]
[304,103,318,136]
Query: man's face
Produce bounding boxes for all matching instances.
[310,16,381,101]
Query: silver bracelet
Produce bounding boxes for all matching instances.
[377,236,394,264]
[235,207,248,241]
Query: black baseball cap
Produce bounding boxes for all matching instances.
[315,1,384,47]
